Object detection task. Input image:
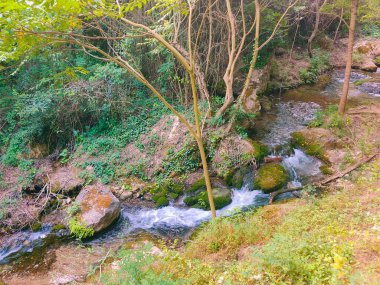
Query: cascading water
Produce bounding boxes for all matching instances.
[0,226,53,264]
[282,149,322,183]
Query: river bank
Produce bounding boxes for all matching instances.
[1,63,380,284]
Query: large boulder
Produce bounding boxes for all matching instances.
[49,166,85,195]
[212,135,268,179]
[352,40,380,72]
[353,59,377,72]
[184,178,232,210]
[75,186,121,233]
[253,163,289,194]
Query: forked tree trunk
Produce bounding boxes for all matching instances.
[338,0,358,114]
[307,0,327,58]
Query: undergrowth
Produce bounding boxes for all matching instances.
[300,51,331,84]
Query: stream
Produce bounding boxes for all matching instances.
[1,68,379,284]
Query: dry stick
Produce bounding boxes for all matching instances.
[269,153,379,204]
[348,111,380,115]
[320,153,378,184]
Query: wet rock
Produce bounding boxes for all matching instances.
[75,186,121,233]
[120,191,133,201]
[260,96,272,111]
[184,178,232,210]
[225,166,251,189]
[148,180,185,208]
[253,163,289,193]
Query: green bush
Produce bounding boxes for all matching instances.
[300,52,331,84]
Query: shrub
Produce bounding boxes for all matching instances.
[300,52,331,84]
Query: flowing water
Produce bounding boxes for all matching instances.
[1,68,379,283]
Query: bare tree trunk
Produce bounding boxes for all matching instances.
[307,0,325,58]
[289,11,300,60]
[238,0,261,105]
[205,0,214,77]
[333,8,344,44]
[215,0,237,118]
[338,0,358,114]
[187,4,217,218]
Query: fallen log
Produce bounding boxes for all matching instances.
[320,152,378,185]
[269,186,303,204]
[269,153,379,204]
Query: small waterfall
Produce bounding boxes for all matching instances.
[282,149,322,185]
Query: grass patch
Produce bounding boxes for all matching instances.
[96,159,380,284]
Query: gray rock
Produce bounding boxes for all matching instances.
[75,186,120,233]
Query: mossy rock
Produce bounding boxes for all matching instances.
[187,177,206,193]
[212,136,269,179]
[225,166,250,188]
[254,163,289,194]
[291,132,328,162]
[150,179,184,207]
[249,140,269,162]
[184,179,232,210]
[31,222,42,232]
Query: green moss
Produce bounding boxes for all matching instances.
[150,179,184,207]
[31,222,42,232]
[319,165,333,175]
[250,140,269,162]
[254,163,289,193]
[183,196,198,206]
[52,223,66,231]
[156,196,169,208]
[68,218,95,239]
[375,57,380,66]
[291,132,327,162]
[353,79,367,86]
[213,195,232,209]
[184,185,232,210]
[187,177,206,193]
[225,166,250,188]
